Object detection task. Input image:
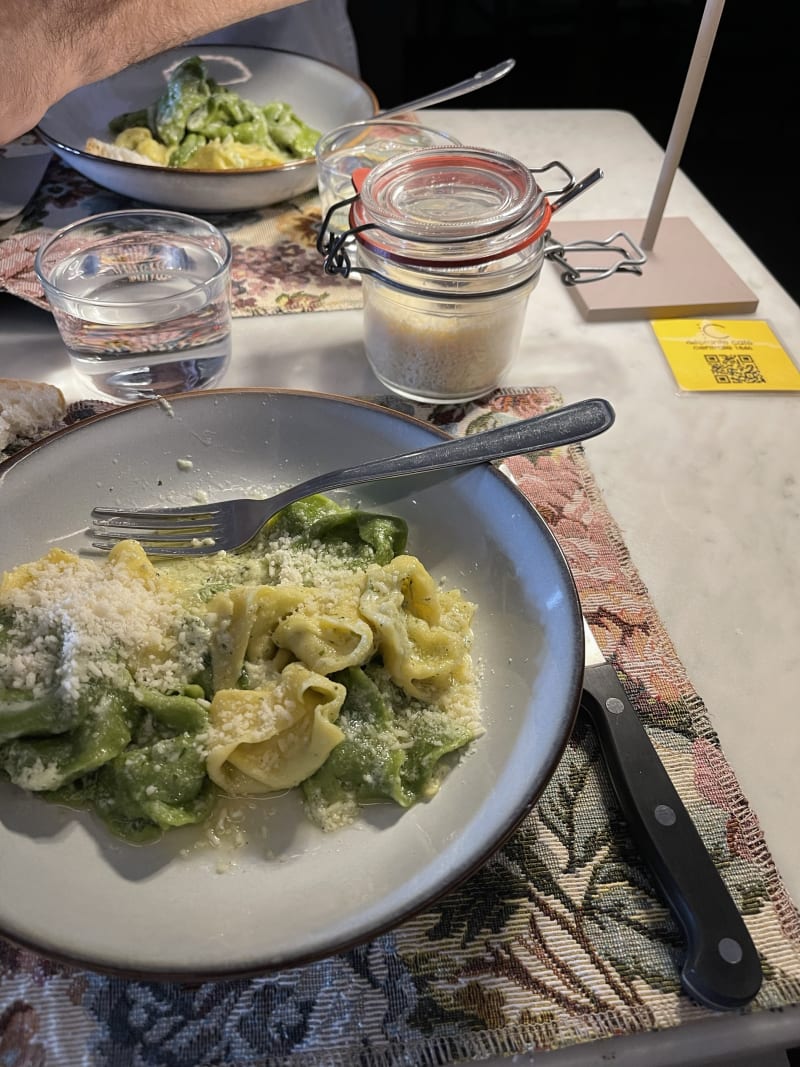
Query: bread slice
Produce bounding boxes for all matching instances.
[0,379,67,454]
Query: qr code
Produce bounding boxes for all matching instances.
[705,353,766,384]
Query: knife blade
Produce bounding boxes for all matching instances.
[580,617,762,1011]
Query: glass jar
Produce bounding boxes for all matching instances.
[347,147,552,403]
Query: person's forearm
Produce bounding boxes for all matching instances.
[0,0,304,144]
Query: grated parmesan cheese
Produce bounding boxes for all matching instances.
[0,498,484,842]
[0,550,208,704]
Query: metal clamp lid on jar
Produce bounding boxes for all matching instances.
[316,146,646,292]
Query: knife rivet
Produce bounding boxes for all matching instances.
[654,804,677,826]
[605,697,624,715]
[718,937,744,964]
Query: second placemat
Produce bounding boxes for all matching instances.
[0,156,364,317]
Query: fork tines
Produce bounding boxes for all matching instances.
[90,504,221,552]
[91,505,222,523]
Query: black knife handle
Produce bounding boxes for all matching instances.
[581,662,762,1011]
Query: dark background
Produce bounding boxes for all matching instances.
[347,0,798,304]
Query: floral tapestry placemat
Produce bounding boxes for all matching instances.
[0,152,364,318]
[1,386,799,1067]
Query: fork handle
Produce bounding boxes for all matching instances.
[376,58,516,118]
[293,397,614,497]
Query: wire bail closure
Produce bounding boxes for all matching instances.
[316,212,541,300]
[315,155,647,289]
[315,194,367,279]
[545,231,647,285]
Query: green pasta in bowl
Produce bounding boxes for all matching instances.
[35,46,378,211]
[0,494,482,844]
[88,55,323,171]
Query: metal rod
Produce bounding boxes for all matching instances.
[640,0,726,251]
[549,168,604,214]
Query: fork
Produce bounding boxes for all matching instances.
[90,396,615,557]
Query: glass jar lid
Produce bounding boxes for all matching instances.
[359,147,540,239]
[350,147,551,266]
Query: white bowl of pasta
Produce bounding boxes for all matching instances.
[35,46,378,212]
[0,389,583,978]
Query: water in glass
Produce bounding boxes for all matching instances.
[46,233,231,400]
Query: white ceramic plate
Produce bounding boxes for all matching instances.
[0,389,583,979]
[36,47,378,212]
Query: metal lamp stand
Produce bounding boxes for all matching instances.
[550,0,758,321]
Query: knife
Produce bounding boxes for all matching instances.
[580,617,763,1011]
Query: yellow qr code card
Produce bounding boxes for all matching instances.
[651,319,800,391]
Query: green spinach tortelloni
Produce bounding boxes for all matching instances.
[107,55,322,170]
[302,665,478,823]
[0,493,482,841]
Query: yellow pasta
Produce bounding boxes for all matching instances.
[179,140,288,170]
[206,663,346,794]
[206,584,305,691]
[272,611,375,675]
[359,555,474,702]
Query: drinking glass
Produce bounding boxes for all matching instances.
[34,209,232,402]
[315,120,461,238]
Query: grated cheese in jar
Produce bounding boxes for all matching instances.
[362,279,530,402]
